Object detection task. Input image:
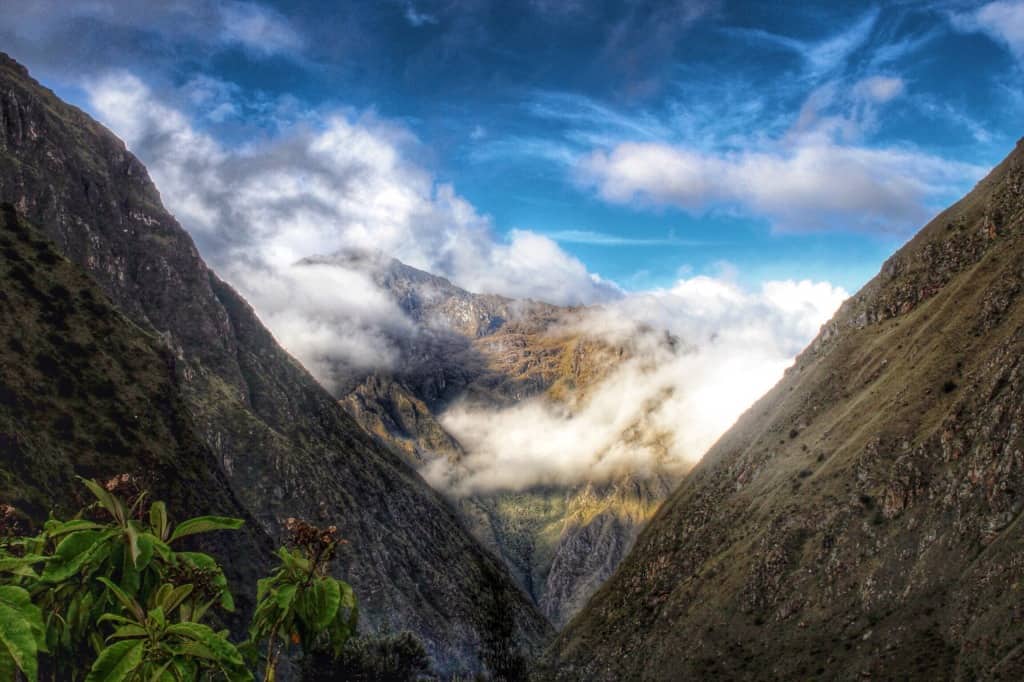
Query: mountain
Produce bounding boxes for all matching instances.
[537,140,1024,680]
[0,203,270,614]
[301,252,685,626]
[0,53,552,677]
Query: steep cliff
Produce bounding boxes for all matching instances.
[0,52,551,676]
[539,140,1024,680]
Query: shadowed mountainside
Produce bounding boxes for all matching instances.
[0,52,552,677]
[537,140,1024,680]
[303,252,684,627]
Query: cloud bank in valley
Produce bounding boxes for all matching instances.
[86,71,850,495]
[425,276,848,495]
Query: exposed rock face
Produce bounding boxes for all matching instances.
[538,140,1024,680]
[342,374,464,464]
[0,53,551,677]
[307,253,684,627]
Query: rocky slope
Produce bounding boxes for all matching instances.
[538,140,1024,680]
[0,204,270,609]
[0,53,552,677]
[304,252,684,626]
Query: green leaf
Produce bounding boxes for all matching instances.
[170,659,197,681]
[44,519,106,537]
[273,584,297,611]
[107,625,147,640]
[0,602,38,682]
[42,530,110,582]
[165,623,246,667]
[97,577,143,622]
[190,597,218,624]
[125,523,142,568]
[151,584,173,612]
[97,614,138,628]
[148,607,166,630]
[0,555,48,575]
[162,584,194,615]
[0,650,16,682]
[0,587,32,611]
[78,478,125,526]
[0,587,43,643]
[85,639,143,682]
[168,517,243,543]
[146,659,173,682]
[149,502,169,541]
[176,552,234,612]
[300,579,340,632]
[338,580,357,610]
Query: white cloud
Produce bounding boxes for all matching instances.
[424,274,849,494]
[218,1,305,55]
[404,2,439,27]
[854,75,905,103]
[85,72,619,385]
[0,0,304,58]
[579,137,983,234]
[952,1,1024,57]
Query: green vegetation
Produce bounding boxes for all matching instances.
[249,519,357,680]
[0,477,359,681]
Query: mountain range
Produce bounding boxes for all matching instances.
[0,53,550,678]
[298,250,685,626]
[4,47,1024,682]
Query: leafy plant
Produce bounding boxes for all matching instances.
[249,519,357,681]
[0,580,46,681]
[87,577,249,681]
[0,476,245,680]
[0,479,362,681]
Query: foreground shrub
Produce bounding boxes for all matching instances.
[302,631,433,681]
[0,477,360,681]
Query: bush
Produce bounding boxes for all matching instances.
[0,476,361,681]
[303,631,433,681]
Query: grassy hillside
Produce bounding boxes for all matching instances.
[538,142,1024,680]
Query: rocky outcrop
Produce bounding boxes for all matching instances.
[0,53,551,676]
[538,140,1024,680]
[342,374,464,464]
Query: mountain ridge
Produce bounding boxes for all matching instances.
[537,139,1024,679]
[0,52,552,676]
[302,249,685,626]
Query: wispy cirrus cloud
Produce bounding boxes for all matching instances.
[951,1,1024,58]
[725,6,880,80]
[469,8,986,237]
[0,0,305,64]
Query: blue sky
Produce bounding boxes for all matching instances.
[2,0,1022,295]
